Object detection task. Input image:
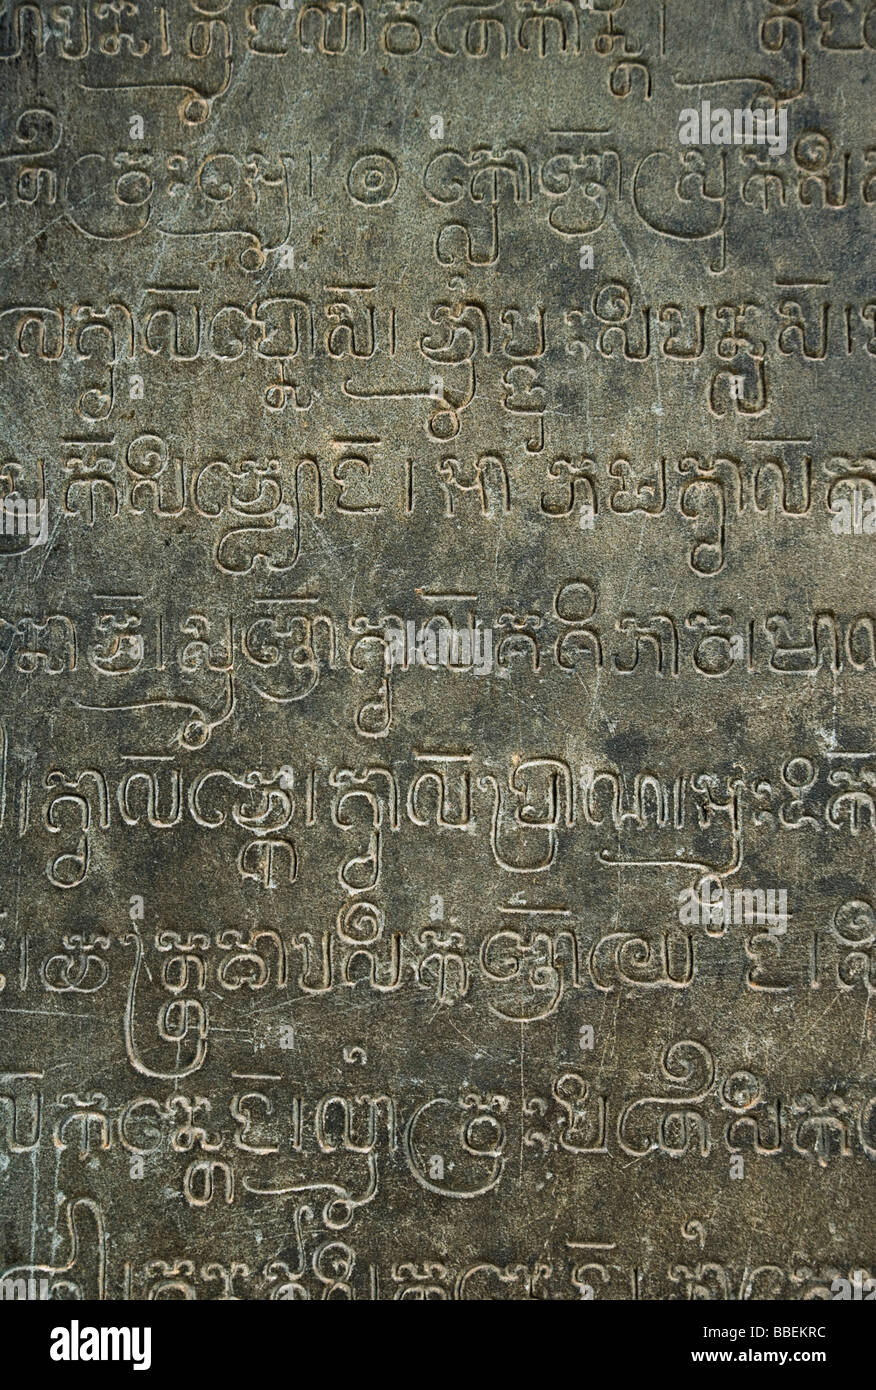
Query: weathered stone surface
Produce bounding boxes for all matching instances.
[0,0,873,1301]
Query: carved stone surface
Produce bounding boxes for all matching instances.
[0,0,873,1301]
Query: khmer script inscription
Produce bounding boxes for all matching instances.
[0,0,873,1300]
